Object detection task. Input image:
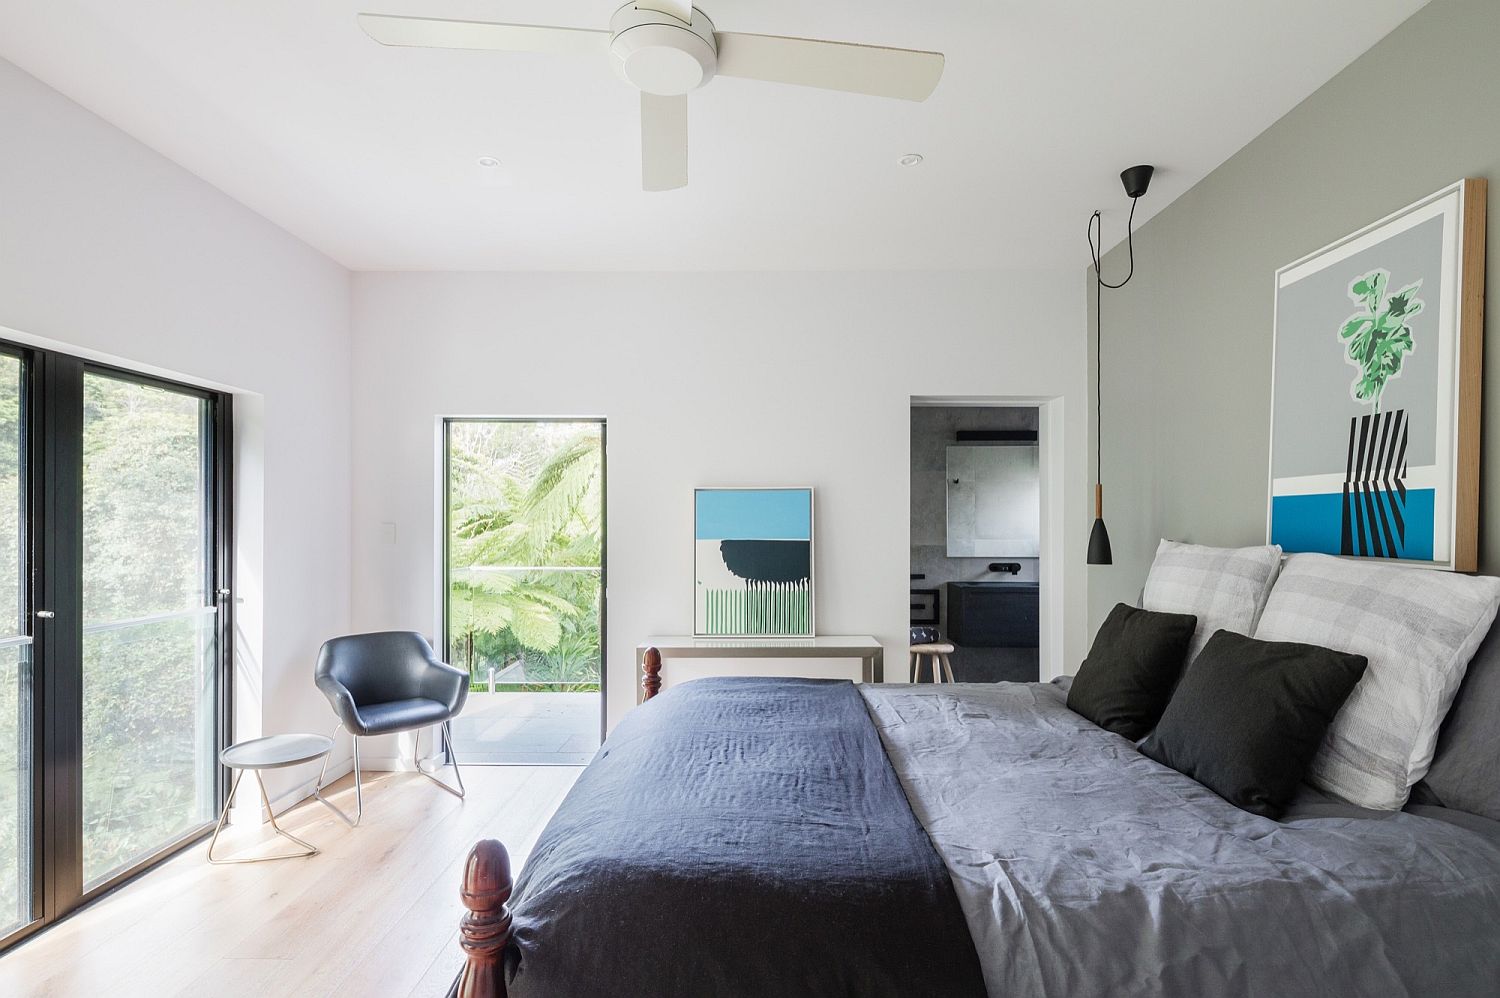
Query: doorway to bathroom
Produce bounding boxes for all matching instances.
[910,401,1043,683]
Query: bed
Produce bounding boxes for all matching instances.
[448,656,1500,997]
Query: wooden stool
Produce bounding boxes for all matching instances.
[909,642,956,684]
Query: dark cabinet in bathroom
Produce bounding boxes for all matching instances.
[946,582,1039,648]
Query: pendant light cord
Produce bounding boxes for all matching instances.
[1094,229,1103,489]
[1087,196,1139,289]
[1086,196,1142,492]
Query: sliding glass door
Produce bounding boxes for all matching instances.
[0,353,29,939]
[0,345,232,952]
[81,372,219,888]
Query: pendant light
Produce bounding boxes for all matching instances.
[1086,165,1154,566]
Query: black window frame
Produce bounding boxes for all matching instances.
[0,338,234,954]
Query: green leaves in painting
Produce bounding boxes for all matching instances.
[1339,268,1423,413]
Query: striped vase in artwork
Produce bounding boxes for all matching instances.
[1341,409,1408,558]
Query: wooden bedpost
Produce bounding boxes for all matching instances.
[642,646,662,701]
[456,839,513,998]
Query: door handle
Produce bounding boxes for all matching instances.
[35,610,54,619]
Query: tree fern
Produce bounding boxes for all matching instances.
[447,424,603,685]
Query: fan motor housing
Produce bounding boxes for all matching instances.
[609,4,717,96]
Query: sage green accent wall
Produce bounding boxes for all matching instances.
[1086,0,1500,634]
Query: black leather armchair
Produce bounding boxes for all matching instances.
[313,631,469,825]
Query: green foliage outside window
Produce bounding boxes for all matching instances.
[448,423,603,692]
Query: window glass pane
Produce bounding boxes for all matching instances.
[0,355,29,934]
[81,373,214,887]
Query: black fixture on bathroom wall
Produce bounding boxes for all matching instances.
[955,430,1039,443]
[1085,164,1154,566]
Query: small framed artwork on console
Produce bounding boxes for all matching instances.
[694,487,814,637]
[1268,178,1486,571]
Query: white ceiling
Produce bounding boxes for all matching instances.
[0,0,1427,271]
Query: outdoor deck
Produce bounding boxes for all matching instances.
[450,691,601,766]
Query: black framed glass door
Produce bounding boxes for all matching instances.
[442,418,605,765]
[0,342,232,951]
[0,351,30,939]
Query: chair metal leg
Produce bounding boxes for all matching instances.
[415,721,466,800]
[313,723,362,827]
[208,769,319,864]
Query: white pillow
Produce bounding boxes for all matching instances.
[1141,539,1283,663]
[1254,553,1500,811]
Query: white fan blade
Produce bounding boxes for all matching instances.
[715,33,944,101]
[634,0,693,24]
[357,13,608,58]
[640,93,688,192]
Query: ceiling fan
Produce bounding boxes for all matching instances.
[358,2,944,191]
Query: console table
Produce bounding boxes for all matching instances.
[636,635,883,703]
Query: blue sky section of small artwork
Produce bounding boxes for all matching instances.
[695,488,811,541]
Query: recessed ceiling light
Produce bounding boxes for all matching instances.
[477,156,502,168]
[898,153,924,167]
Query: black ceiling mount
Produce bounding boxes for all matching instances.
[1120,164,1155,200]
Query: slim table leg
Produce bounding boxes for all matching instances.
[208,768,319,864]
[205,769,246,864]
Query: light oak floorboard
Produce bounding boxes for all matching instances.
[0,765,581,998]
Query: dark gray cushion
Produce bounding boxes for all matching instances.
[1415,621,1500,822]
[1067,602,1197,741]
[354,696,454,736]
[1141,629,1367,819]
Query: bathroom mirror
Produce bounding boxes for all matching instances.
[946,444,1040,557]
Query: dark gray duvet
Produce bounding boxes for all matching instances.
[497,678,986,997]
[862,681,1500,998]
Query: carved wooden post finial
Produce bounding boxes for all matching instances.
[642,646,663,701]
[457,838,514,998]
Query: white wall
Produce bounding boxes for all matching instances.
[351,270,1090,732]
[0,57,352,810]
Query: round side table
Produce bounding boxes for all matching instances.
[208,733,334,865]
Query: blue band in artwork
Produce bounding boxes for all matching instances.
[1271,489,1434,562]
[695,489,812,540]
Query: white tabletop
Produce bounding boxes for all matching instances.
[638,635,880,653]
[220,733,333,771]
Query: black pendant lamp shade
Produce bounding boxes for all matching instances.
[1088,484,1113,565]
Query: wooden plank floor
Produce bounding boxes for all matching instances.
[0,765,581,998]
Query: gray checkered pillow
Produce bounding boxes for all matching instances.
[1254,553,1500,811]
[1140,540,1283,663]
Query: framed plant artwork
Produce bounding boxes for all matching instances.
[1267,179,1487,571]
[694,487,814,637]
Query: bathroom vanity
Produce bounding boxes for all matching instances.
[946,581,1039,648]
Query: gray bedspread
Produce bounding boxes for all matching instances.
[861,681,1500,998]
